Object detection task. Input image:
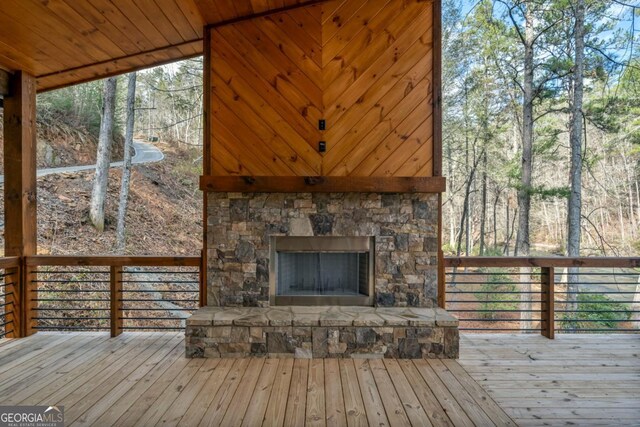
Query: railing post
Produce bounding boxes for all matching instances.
[541,266,555,339]
[4,262,21,338]
[22,259,37,336]
[110,265,123,337]
[199,249,206,307]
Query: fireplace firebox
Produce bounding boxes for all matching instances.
[269,236,374,306]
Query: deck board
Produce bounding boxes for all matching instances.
[459,333,640,427]
[1,333,637,426]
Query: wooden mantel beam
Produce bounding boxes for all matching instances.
[200,176,446,193]
[3,70,38,337]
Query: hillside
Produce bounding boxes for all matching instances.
[0,115,202,256]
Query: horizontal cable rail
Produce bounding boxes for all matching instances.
[444,257,640,336]
[22,255,203,336]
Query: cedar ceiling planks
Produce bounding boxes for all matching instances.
[209,0,435,177]
[0,0,321,91]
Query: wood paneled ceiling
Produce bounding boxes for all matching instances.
[0,0,321,92]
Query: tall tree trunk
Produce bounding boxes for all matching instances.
[493,190,500,249]
[567,0,586,314]
[480,150,488,255]
[517,5,535,331]
[516,5,534,258]
[90,77,117,232]
[116,73,137,253]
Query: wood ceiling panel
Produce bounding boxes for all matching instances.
[0,0,327,91]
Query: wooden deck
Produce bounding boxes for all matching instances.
[459,334,640,426]
[0,333,637,426]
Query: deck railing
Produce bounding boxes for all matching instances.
[4,254,639,339]
[0,255,203,338]
[444,257,640,337]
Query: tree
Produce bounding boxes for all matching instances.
[566,0,586,310]
[116,73,137,252]
[90,77,117,232]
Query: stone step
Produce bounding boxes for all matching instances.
[185,306,459,359]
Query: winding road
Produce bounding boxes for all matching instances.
[0,140,164,184]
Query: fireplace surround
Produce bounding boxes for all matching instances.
[205,192,440,309]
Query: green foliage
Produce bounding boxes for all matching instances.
[476,269,519,320]
[559,294,631,331]
[532,185,570,200]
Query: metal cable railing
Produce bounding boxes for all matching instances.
[24,255,203,336]
[31,267,111,331]
[446,267,546,333]
[444,257,640,336]
[119,267,200,331]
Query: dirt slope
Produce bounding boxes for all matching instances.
[0,142,202,256]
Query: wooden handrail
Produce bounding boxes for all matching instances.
[25,255,201,267]
[0,257,21,269]
[444,256,640,268]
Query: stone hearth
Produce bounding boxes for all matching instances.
[185,306,459,359]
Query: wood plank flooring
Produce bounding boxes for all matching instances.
[0,333,637,426]
[459,334,640,427]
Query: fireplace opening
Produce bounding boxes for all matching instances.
[270,236,374,306]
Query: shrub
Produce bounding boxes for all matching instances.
[476,269,519,320]
[559,293,631,331]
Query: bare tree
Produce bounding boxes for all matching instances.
[515,2,535,258]
[116,73,137,252]
[566,0,586,312]
[90,77,117,232]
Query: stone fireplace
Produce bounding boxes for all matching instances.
[185,191,459,359]
[186,0,459,359]
[205,192,440,309]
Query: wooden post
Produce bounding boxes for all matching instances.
[541,266,555,339]
[4,264,21,338]
[110,266,123,337]
[0,69,9,97]
[199,249,207,307]
[3,70,37,337]
[437,193,446,309]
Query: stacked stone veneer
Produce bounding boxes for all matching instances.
[206,192,439,308]
[186,307,459,359]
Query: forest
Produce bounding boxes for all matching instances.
[442,0,640,258]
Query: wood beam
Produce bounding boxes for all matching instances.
[432,0,443,177]
[36,40,202,93]
[204,0,330,29]
[0,69,9,97]
[3,70,37,337]
[200,176,446,193]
